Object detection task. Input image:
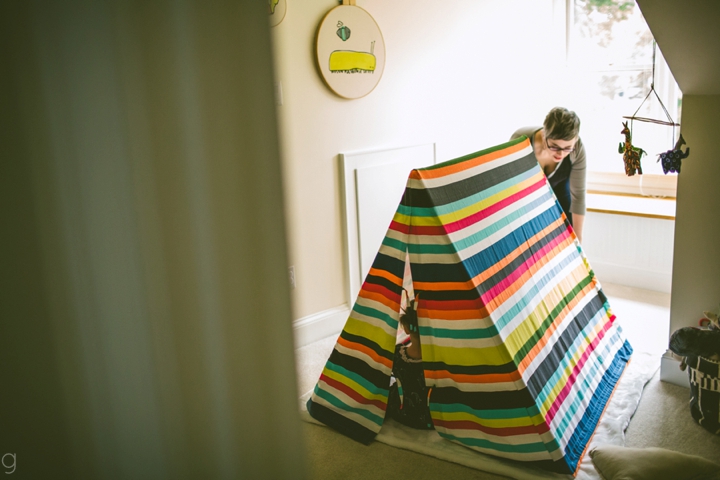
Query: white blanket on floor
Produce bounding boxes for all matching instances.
[299,352,660,480]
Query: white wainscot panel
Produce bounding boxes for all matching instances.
[340,144,436,304]
[583,211,675,293]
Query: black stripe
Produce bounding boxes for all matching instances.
[527,294,606,396]
[368,252,405,282]
[327,349,392,391]
[306,399,377,445]
[423,360,518,376]
[479,221,568,294]
[512,275,594,367]
[402,153,537,208]
[431,385,536,410]
[410,206,561,285]
[364,272,403,297]
[339,330,394,363]
[419,289,481,302]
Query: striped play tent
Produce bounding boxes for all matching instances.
[306,136,633,475]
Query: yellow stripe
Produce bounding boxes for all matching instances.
[501,264,589,357]
[321,368,388,404]
[432,411,545,428]
[423,343,512,366]
[538,319,608,414]
[393,175,541,227]
[344,317,397,352]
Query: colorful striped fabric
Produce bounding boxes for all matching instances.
[307,136,632,475]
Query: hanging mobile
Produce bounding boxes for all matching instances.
[658,134,690,174]
[619,121,646,176]
[620,40,687,176]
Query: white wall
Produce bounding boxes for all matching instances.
[669,95,720,333]
[272,0,571,320]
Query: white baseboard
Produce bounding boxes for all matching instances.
[591,260,672,294]
[293,304,349,349]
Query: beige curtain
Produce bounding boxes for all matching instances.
[0,1,305,478]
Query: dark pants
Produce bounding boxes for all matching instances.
[548,156,573,225]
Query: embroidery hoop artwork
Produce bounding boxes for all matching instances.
[316,3,386,99]
[268,0,287,27]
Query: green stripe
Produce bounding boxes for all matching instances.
[380,236,407,252]
[397,167,538,217]
[325,361,389,398]
[314,386,384,427]
[407,195,539,254]
[420,325,497,339]
[431,403,541,419]
[353,304,398,330]
[419,136,528,171]
[512,274,594,365]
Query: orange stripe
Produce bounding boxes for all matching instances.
[358,288,400,312]
[483,234,575,315]
[366,266,404,287]
[412,218,567,293]
[421,308,489,320]
[336,336,393,370]
[409,140,530,180]
[425,370,522,384]
[516,275,597,374]
[471,219,567,285]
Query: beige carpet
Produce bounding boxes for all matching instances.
[295,284,720,479]
[625,370,720,459]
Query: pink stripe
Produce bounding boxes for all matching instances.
[480,227,571,304]
[441,178,546,234]
[545,319,613,423]
[389,176,545,238]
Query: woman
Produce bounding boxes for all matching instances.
[511,107,587,242]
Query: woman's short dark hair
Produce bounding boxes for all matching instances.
[543,107,580,141]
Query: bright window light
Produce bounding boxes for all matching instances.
[566,0,682,177]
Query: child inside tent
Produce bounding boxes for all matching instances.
[386,294,434,430]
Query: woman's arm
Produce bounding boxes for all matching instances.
[572,213,585,243]
[569,138,587,241]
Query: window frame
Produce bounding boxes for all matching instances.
[557,0,681,199]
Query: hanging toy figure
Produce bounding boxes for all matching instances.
[658,134,690,174]
[619,121,646,176]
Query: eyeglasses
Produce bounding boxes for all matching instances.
[545,139,574,154]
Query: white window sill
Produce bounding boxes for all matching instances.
[587,192,676,220]
[587,171,678,198]
[585,171,677,219]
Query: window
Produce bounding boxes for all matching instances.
[563,0,682,191]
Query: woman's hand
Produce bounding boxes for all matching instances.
[573,214,585,244]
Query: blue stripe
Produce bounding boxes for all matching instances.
[493,247,580,332]
[551,330,626,441]
[561,341,633,472]
[408,191,554,254]
[313,386,384,427]
[397,168,540,217]
[430,403,542,419]
[535,308,608,406]
[438,432,549,454]
[352,304,398,330]
[324,361,390,398]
